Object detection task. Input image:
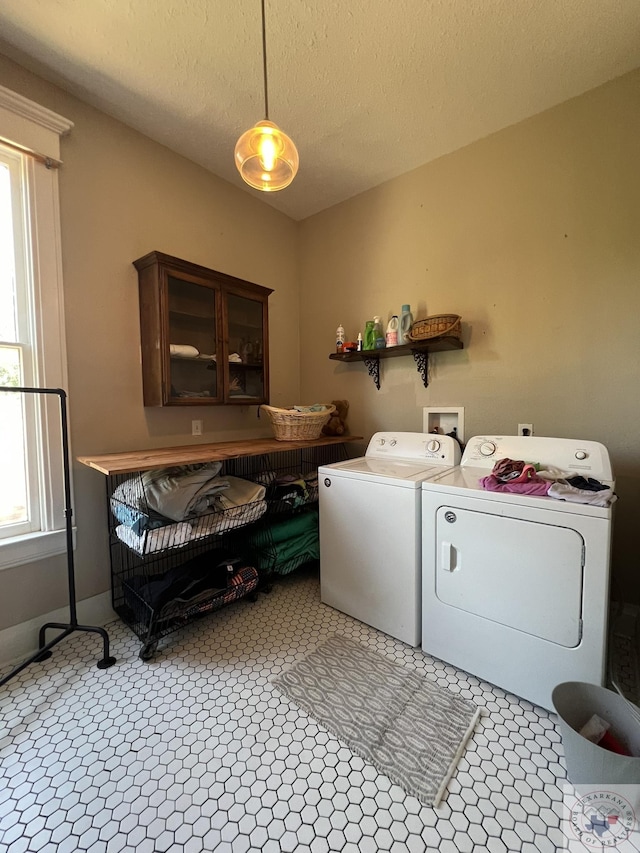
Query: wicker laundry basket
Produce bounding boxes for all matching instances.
[407,313,462,342]
[261,404,335,441]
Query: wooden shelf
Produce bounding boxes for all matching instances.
[229,362,264,370]
[169,310,215,320]
[329,336,463,389]
[329,336,462,362]
[78,435,363,476]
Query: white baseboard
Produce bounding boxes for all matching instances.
[0,591,114,670]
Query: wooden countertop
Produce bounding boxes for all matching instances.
[78,435,364,476]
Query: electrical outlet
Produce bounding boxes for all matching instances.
[518,423,533,437]
[192,419,203,436]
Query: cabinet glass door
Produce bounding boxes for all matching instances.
[226,293,266,402]
[167,276,220,403]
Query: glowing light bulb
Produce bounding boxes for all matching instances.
[258,132,277,172]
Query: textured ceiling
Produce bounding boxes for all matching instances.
[1,1,639,220]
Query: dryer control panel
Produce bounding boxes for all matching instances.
[462,435,613,481]
[366,432,461,466]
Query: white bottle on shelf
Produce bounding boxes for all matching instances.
[336,324,345,353]
[385,315,399,346]
[399,305,413,344]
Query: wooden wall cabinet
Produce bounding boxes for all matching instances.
[134,252,272,407]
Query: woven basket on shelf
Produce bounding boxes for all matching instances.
[406,313,462,342]
[261,404,336,441]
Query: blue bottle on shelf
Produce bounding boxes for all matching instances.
[400,305,413,345]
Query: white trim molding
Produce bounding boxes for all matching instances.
[0,87,73,568]
[0,527,77,571]
[0,83,73,159]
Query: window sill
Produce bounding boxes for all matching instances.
[0,528,76,570]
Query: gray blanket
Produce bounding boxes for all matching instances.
[140,463,228,521]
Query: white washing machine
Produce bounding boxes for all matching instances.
[319,432,461,646]
[421,435,615,710]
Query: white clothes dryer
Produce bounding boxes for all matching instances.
[319,432,461,646]
[421,435,615,710]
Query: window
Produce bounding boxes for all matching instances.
[1,146,38,536]
[0,85,73,568]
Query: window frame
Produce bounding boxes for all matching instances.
[0,84,74,569]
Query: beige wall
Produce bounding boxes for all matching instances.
[2,54,639,630]
[299,68,640,603]
[0,54,300,629]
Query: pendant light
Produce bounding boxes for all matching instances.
[234,0,299,192]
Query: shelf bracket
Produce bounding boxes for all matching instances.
[412,350,429,388]
[363,356,381,390]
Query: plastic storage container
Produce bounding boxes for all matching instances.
[373,316,386,349]
[552,681,640,784]
[363,320,375,351]
[385,315,399,346]
[400,305,413,345]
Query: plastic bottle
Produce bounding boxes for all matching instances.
[336,324,345,353]
[399,304,413,345]
[356,332,363,351]
[385,315,399,346]
[373,316,386,349]
[363,320,375,350]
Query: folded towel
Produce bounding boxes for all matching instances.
[214,476,266,510]
[170,344,200,358]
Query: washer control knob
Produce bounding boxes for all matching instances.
[377,438,386,446]
[389,439,397,447]
[479,441,497,457]
[427,439,441,453]
[575,450,587,460]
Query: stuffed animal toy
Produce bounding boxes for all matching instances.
[322,400,349,436]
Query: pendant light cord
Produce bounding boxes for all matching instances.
[261,0,270,120]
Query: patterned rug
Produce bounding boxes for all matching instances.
[272,634,480,807]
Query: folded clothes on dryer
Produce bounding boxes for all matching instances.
[479,474,549,495]
[548,481,617,506]
[481,458,617,506]
[490,458,540,483]
[565,475,610,492]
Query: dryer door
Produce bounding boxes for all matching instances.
[435,507,584,647]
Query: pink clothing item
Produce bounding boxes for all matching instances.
[491,458,538,483]
[480,474,550,495]
[507,463,537,483]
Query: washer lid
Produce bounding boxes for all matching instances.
[321,456,447,484]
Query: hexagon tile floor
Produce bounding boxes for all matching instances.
[0,566,628,853]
